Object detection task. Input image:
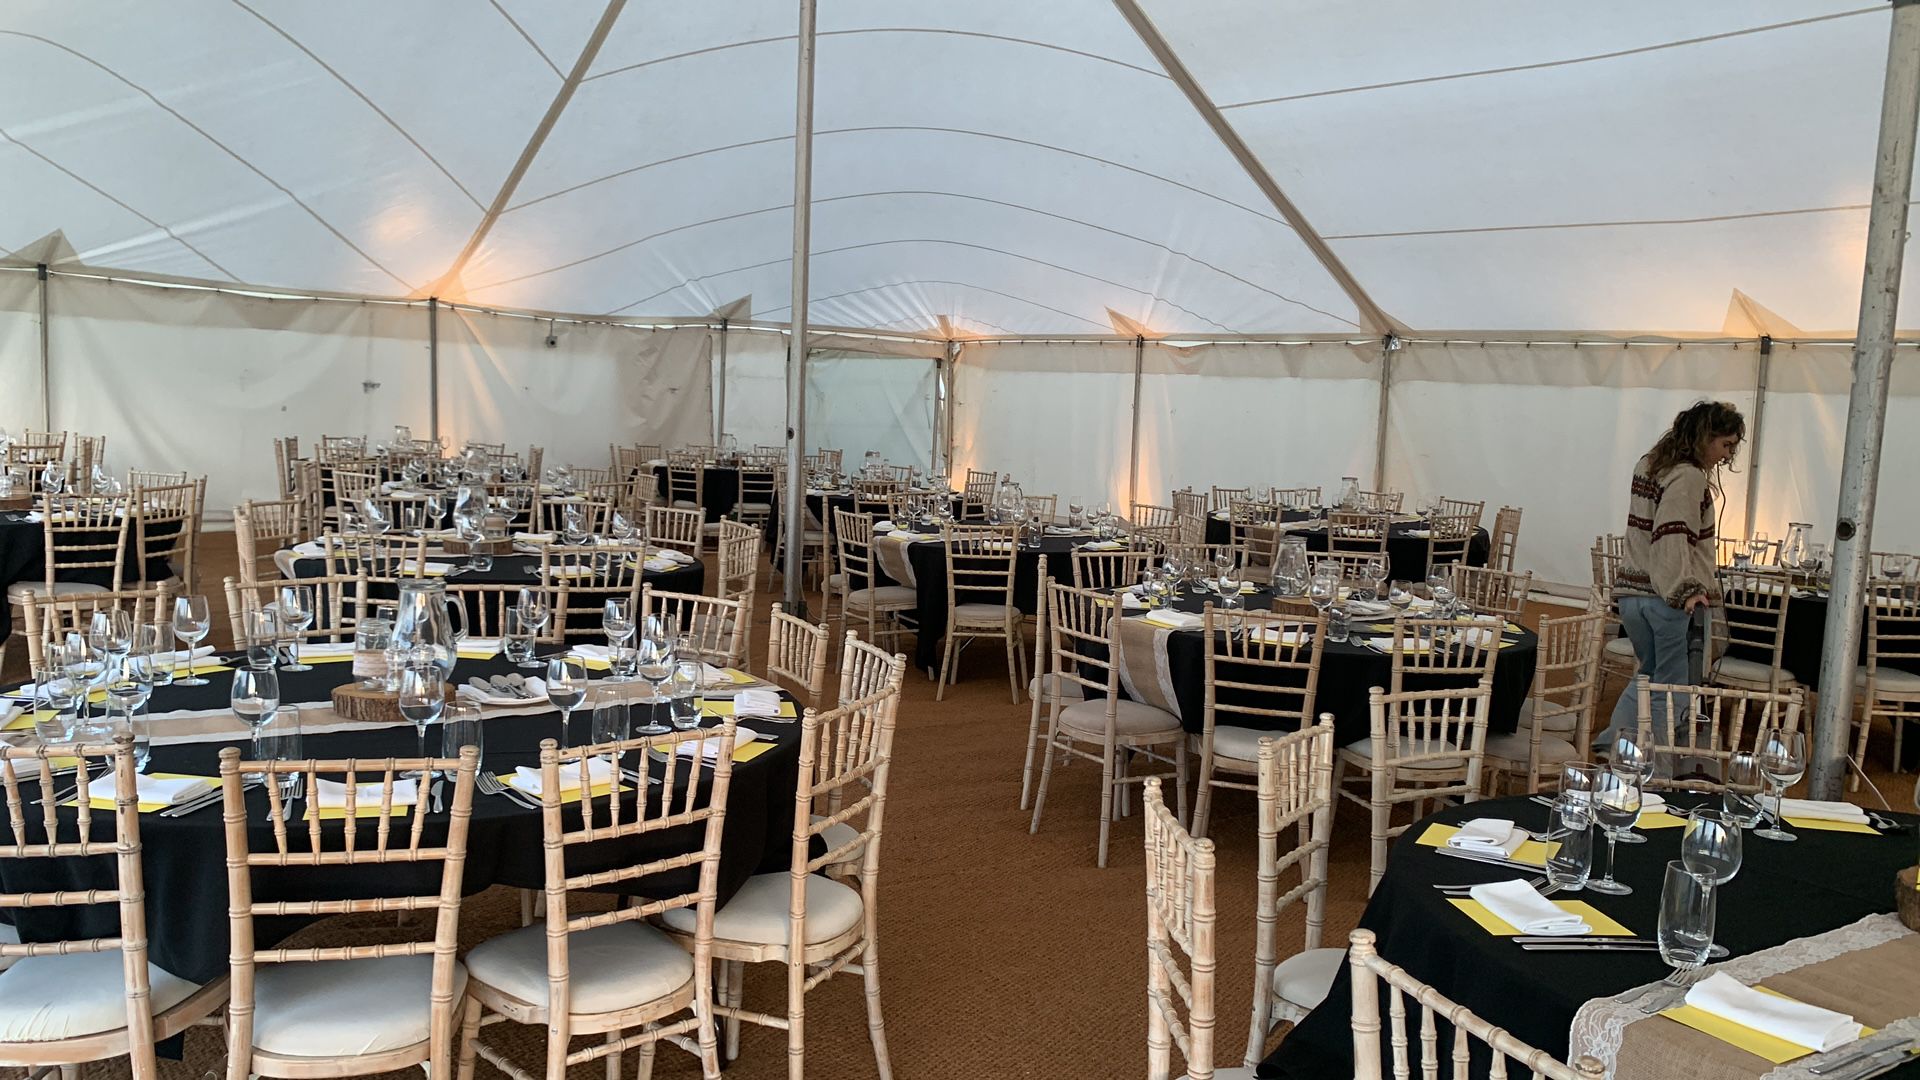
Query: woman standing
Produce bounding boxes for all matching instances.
[1601,401,1746,746]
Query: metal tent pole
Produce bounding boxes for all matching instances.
[1374,336,1396,490]
[1809,0,1920,799]
[1127,335,1145,509]
[714,317,729,446]
[943,340,959,477]
[1743,336,1773,541]
[780,0,818,614]
[36,264,50,430]
[427,297,440,444]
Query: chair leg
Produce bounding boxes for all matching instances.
[455,997,482,1080]
[787,952,807,1080]
[861,914,894,1080]
[1097,746,1117,869]
[605,1032,622,1080]
[725,959,745,1061]
[1368,782,1391,896]
[935,631,958,701]
[1030,727,1061,835]
[1020,692,1047,811]
[1004,626,1021,704]
[1192,749,1215,839]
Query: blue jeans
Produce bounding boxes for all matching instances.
[1601,595,1698,748]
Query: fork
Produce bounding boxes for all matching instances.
[1638,964,1708,1013]
[475,771,539,810]
[281,774,304,820]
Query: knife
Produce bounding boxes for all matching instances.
[1831,1041,1920,1080]
[1514,936,1656,946]
[1809,1033,1915,1076]
[1434,847,1547,872]
[1519,942,1661,952]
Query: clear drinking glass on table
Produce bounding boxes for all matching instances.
[277,584,315,671]
[88,609,133,667]
[1722,751,1767,828]
[31,660,76,743]
[441,704,484,767]
[633,631,675,736]
[502,608,535,667]
[171,595,213,686]
[669,661,703,731]
[1586,769,1641,895]
[1607,728,1657,843]
[1324,602,1351,643]
[259,705,304,765]
[514,589,551,667]
[589,688,629,746]
[230,666,280,780]
[1217,557,1242,611]
[1545,791,1595,892]
[397,663,445,777]
[1753,727,1806,841]
[244,609,280,671]
[1658,860,1715,970]
[545,656,588,747]
[1682,806,1741,956]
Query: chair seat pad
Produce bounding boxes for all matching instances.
[847,586,916,609]
[253,954,466,1058]
[660,872,864,947]
[1341,736,1464,770]
[1029,672,1087,704]
[1272,947,1344,1010]
[1208,724,1291,763]
[466,922,687,1016]
[1484,731,1579,766]
[0,950,199,1042]
[812,814,863,865]
[5,580,108,603]
[1514,700,1579,735]
[1713,656,1796,685]
[952,602,1014,626]
[826,573,848,589]
[1603,636,1638,659]
[671,500,701,510]
[737,501,772,512]
[1059,698,1182,738]
[1856,666,1920,694]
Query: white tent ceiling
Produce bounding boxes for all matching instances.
[1,0,1909,338]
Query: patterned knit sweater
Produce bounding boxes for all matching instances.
[1615,454,1719,608]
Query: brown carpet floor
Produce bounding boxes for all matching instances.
[7,538,1909,1080]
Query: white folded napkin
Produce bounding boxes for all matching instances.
[701,663,731,684]
[509,758,614,797]
[874,520,897,531]
[731,689,783,717]
[1120,592,1146,610]
[0,703,20,729]
[1254,627,1313,646]
[22,511,42,523]
[460,636,502,653]
[1468,879,1589,936]
[161,645,218,664]
[291,540,326,557]
[456,677,548,706]
[397,560,456,576]
[513,531,556,545]
[316,777,419,808]
[1683,973,1862,1052]
[642,557,677,573]
[1345,600,1391,618]
[1637,792,1669,816]
[298,641,357,657]
[1446,818,1525,857]
[1404,528,1432,538]
[889,531,930,542]
[135,775,214,806]
[1452,626,1500,648]
[570,644,615,662]
[657,549,696,565]
[675,726,763,761]
[1141,610,1203,630]
[1080,540,1123,551]
[1777,798,1869,823]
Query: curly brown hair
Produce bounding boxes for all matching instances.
[1646,400,1746,476]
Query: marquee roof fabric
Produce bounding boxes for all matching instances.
[0,0,1909,338]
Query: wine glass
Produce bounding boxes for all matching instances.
[230,666,280,779]
[1606,728,1656,844]
[515,588,551,669]
[1585,769,1640,895]
[1216,555,1241,611]
[277,584,315,671]
[1682,807,1742,896]
[140,623,177,687]
[634,632,676,736]
[440,704,484,767]
[171,595,212,686]
[87,609,133,668]
[545,657,587,747]
[1067,497,1085,529]
[1753,727,1806,842]
[1306,567,1337,616]
[425,493,445,534]
[1722,751,1767,828]
[62,633,109,731]
[107,654,155,771]
[1361,555,1389,602]
[1387,579,1413,612]
[398,663,446,777]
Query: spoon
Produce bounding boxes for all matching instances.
[466,677,499,699]
[488,675,525,699]
[503,673,535,698]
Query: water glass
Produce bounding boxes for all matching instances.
[258,705,304,764]
[245,609,281,670]
[276,584,315,671]
[669,661,703,731]
[589,689,629,745]
[32,666,76,743]
[1324,603,1351,643]
[607,644,638,681]
[1682,807,1742,890]
[1721,751,1767,828]
[1657,860,1716,969]
[502,608,535,666]
[1387,580,1413,612]
[439,704,485,766]
[1544,792,1595,891]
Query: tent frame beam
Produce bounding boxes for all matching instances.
[1810,0,1920,799]
[781,0,818,614]
[715,317,729,447]
[1109,0,1397,336]
[36,263,50,431]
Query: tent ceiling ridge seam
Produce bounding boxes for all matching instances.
[582,27,1169,84]
[485,0,565,78]
[1324,199,1911,241]
[755,277,1112,331]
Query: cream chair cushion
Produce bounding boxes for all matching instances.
[1340,735,1464,771]
[252,954,465,1057]
[1272,947,1344,1010]
[5,581,108,603]
[1483,731,1578,766]
[813,814,863,867]
[464,922,688,1015]
[952,602,1014,626]
[1208,724,1278,763]
[661,872,864,947]
[0,950,199,1042]
[1514,700,1579,735]
[671,499,700,510]
[1857,666,1920,694]
[1713,656,1795,686]
[1058,698,1181,739]
[847,585,916,609]
[1603,637,1637,661]
[1029,672,1087,704]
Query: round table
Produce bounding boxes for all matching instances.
[0,510,177,647]
[1204,510,1491,583]
[0,656,801,984]
[1260,794,1920,1079]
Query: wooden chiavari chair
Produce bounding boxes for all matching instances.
[131,481,198,591]
[1490,505,1522,572]
[22,586,174,671]
[1023,493,1058,524]
[1853,579,1920,788]
[1020,573,1077,811]
[960,469,997,520]
[1445,563,1532,619]
[1422,512,1477,574]
[1325,511,1389,558]
[1338,681,1493,893]
[1434,496,1484,527]
[1636,678,1804,794]
[234,499,303,585]
[540,544,645,643]
[0,738,228,1078]
[1355,489,1402,514]
[1192,606,1324,839]
[717,519,760,605]
[1273,486,1320,510]
[658,692,899,1078]
[223,572,370,651]
[641,585,749,668]
[1590,534,1638,695]
[320,531,428,584]
[834,510,917,654]
[1132,502,1178,533]
[535,495,610,539]
[6,495,128,620]
[838,631,903,706]
[1141,777,1221,1080]
[1029,581,1188,868]
[664,461,706,515]
[1243,724,1339,1064]
[126,469,188,490]
[645,505,705,558]
[1209,486,1248,513]
[4,429,66,467]
[220,747,476,1080]
[1347,929,1605,1080]
[1709,568,1800,696]
[936,522,1026,702]
[457,730,729,1080]
[272,436,300,501]
[765,603,830,708]
[733,467,777,534]
[328,466,380,521]
[1483,611,1604,795]
[852,478,902,514]
[1171,488,1207,524]
[1071,546,1153,591]
[1226,500,1281,581]
[317,435,366,462]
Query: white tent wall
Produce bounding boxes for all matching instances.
[803,351,937,469]
[0,268,41,436]
[718,330,792,451]
[47,275,432,524]
[1134,341,1380,501]
[1752,343,1920,552]
[951,341,1136,509]
[435,308,712,469]
[1383,341,1760,588]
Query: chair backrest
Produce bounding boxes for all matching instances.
[42,495,131,591]
[942,523,1020,613]
[1023,493,1058,523]
[1326,511,1389,556]
[1714,568,1793,690]
[1634,677,1804,792]
[1072,546,1153,591]
[1172,488,1207,522]
[838,632,905,705]
[128,469,188,490]
[1274,486,1320,510]
[665,462,706,508]
[1209,486,1248,512]
[0,738,164,1074]
[833,508,882,591]
[223,573,369,647]
[735,468,777,517]
[536,495,611,538]
[1529,611,1607,756]
[1434,496,1484,527]
[1143,776,1219,1080]
[791,686,901,951]
[23,586,175,671]
[1388,617,1501,692]
[5,429,67,465]
[1245,721,1336,1067]
[321,531,428,583]
[1446,563,1532,619]
[1048,580,1122,701]
[1201,607,1325,739]
[1356,489,1403,514]
[1347,929,1604,1080]
[1590,535,1623,598]
[1423,512,1477,572]
[317,435,366,461]
[642,585,749,667]
[646,505,705,556]
[1132,502,1178,531]
[541,543,645,641]
[962,468,997,505]
[233,499,303,585]
[1366,684,1494,791]
[1490,505,1522,572]
[132,480,198,587]
[766,602,830,706]
[1865,579,1920,694]
[1227,500,1281,574]
[329,467,380,512]
[717,519,760,604]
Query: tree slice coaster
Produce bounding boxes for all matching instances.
[331,682,456,724]
[441,538,510,556]
[1899,866,1919,932]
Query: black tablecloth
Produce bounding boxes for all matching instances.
[652,465,777,524]
[1204,511,1491,583]
[289,552,706,632]
[0,656,801,985]
[1260,794,1920,1079]
[0,512,178,650]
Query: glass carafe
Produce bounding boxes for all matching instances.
[1781,523,1812,569]
[1337,476,1361,509]
[391,578,465,679]
[1274,536,1310,594]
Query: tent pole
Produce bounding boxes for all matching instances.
[780,0,818,614]
[1373,336,1395,490]
[1809,0,1920,800]
[934,339,954,473]
[427,297,440,445]
[943,340,959,477]
[715,317,729,446]
[1128,335,1145,509]
[36,264,50,431]
[1742,335,1772,541]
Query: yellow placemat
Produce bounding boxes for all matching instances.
[3,709,40,732]
[573,657,612,671]
[701,700,798,718]
[733,741,778,763]
[718,668,757,685]
[456,649,500,661]
[76,773,217,814]
[314,798,417,819]
[179,662,234,677]
[1447,898,1635,937]
[1637,810,1687,830]
[493,776,625,806]
[1659,986,1873,1065]
[1415,822,1558,867]
[294,653,358,665]
[1783,816,1879,835]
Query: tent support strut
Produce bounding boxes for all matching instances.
[428,297,440,444]
[781,0,818,615]
[715,317,729,446]
[36,263,50,431]
[1128,334,1145,509]
[1743,335,1772,541]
